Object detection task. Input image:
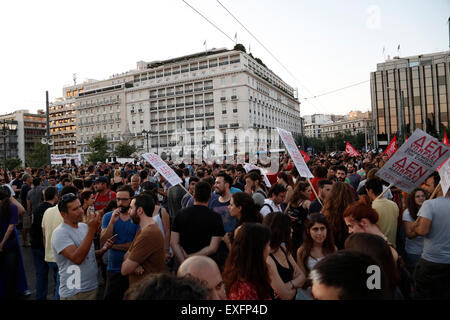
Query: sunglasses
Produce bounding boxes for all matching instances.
[61,193,77,203]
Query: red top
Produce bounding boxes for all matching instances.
[94,190,116,211]
[228,281,260,300]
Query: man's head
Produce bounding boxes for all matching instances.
[335,166,347,182]
[94,176,109,192]
[317,179,333,200]
[23,173,32,184]
[268,184,287,205]
[214,172,233,196]
[225,166,236,180]
[365,178,383,200]
[194,181,212,204]
[347,163,355,174]
[130,174,141,191]
[423,172,440,196]
[188,177,199,195]
[116,185,133,214]
[58,193,83,226]
[310,250,388,300]
[177,256,226,300]
[129,193,155,225]
[44,186,59,203]
[32,177,42,187]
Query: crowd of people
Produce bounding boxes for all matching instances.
[0,150,449,300]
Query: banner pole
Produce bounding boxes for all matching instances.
[376,183,393,200]
[429,182,441,199]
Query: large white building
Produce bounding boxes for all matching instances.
[71,47,302,162]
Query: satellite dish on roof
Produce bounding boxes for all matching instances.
[41,138,48,144]
[48,139,54,145]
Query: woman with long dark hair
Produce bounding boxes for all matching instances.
[285,181,312,254]
[296,213,337,276]
[223,223,272,300]
[0,185,20,299]
[321,181,354,249]
[224,192,263,250]
[276,172,294,205]
[402,188,426,273]
[263,212,306,300]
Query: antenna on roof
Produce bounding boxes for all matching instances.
[73,73,77,85]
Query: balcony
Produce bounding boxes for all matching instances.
[195,113,204,117]
[195,100,203,105]
[219,124,228,129]
[167,92,174,96]
[176,103,184,107]
[149,95,157,99]
[185,102,193,106]
[206,125,215,130]
[204,99,213,104]
[185,89,193,93]
[158,94,165,98]
[167,117,175,121]
[167,104,175,109]
[199,65,208,70]
[186,115,194,119]
[231,95,238,100]
[176,91,183,95]
[204,86,213,90]
[230,59,240,64]
[205,112,214,117]
[194,88,203,92]
[186,128,194,132]
[220,97,227,101]
[219,61,229,66]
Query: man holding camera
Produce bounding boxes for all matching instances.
[101,185,139,300]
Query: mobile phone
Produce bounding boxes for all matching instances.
[110,234,118,240]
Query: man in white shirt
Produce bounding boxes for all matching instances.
[260,184,287,217]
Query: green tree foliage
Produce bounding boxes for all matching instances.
[87,135,109,163]
[114,141,137,158]
[6,158,22,170]
[26,140,49,168]
[233,43,246,53]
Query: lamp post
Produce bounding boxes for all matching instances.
[2,120,7,169]
[141,129,150,153]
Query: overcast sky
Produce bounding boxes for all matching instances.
[0,0,448,117]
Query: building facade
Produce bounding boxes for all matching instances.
[49,85,82,155]
[370,51,450,146]
[0,110,47,166]
[72,47,302,162]
[0,119,19,166]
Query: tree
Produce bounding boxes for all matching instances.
[233,43,246,53]
[86,135,109,163]
[114,141,137,158]
[6,158,22,171]
[26,140,49,168]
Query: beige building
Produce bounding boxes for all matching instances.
[71,47,301,162]
[49,85,83,155]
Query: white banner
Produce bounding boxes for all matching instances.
[51,153,81,165]
[142,153,183,186]
[243,163,272,188]
[438,156,450,196]
[376,129,450,193]
[277,128,314,178]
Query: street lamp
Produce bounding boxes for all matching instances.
[141,129,150,153]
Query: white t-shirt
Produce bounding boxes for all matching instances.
[402,208,424,256]
[260,199,283,217]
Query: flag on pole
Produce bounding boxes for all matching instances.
[299,148,310,163]
[345,141,360,157]
[397,44,400,51]
[443,132,449,146]
[234,32,237,43]
[382,135,397,159]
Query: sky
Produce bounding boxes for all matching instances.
[0,0,448,117]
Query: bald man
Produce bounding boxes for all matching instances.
[177,256,226,300]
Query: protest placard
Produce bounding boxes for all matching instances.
[376,129,450,193]
[142,153,183,186]
[438,156,450,196]
[277,128,314,179]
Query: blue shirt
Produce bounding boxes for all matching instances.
[102,211,140,273]
[209,197,236,233]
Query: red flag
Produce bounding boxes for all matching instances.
[443,132,449,146]
[345,142,360,157]
[382,135,397,159]
[405,134,408,141]
[300,149,310,163]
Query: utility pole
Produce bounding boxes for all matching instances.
[46,91,51,165]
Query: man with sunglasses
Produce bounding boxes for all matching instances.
[51,192,111,300]
[100,185,139,300]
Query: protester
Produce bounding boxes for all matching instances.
[244,171,267,207]
[121,193,166,287]
[223,223,272,300]
[263,212,306,300]
[308,179,333,214]
[402,188,426,273]
[101,185,139,300]
[93,176,116,215]
[276,172,294,205]
[171,181,224,267]
[310,250,389,300]
[260,184,287,217]
[411,188,450,299]
[366,178,399,246]
[177,255,226,300]
[286,181,312,253]
[321,181,354,249]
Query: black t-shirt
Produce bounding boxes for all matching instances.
[31,202,55,250]
[308,199,323,215]
[172,205,225,256]
[20,183,31,207]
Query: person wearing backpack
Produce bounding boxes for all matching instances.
[260,184,287,217]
